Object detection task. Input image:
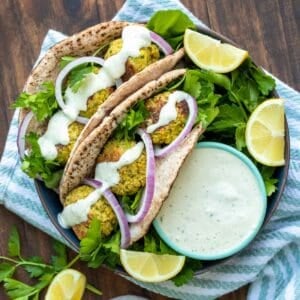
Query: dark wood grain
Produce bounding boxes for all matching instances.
[0,1,299,299]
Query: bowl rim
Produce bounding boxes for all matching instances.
[153,141,267,260]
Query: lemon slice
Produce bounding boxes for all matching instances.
[45,269,86,300]
[246,98,285,166]
[120,250,185,282]
[184,29,248,73]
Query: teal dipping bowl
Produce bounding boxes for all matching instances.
[153,141,268,260]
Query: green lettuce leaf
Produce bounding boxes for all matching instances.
[147,10,196,49]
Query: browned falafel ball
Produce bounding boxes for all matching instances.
[65,185,117,239]
[104,38,160,81]
[144,91,188,145]
[79,86,115,118]
[97,139,146,196]
[56,121,84,165]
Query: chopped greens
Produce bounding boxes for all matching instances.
[79,219,121,269]
[21,133,62,189]
[120,188,143,215]
[176,59,277,194]
[147,10,196,49]
[67,64,98,93]
[13,81,57,121]
[114,101,149,140]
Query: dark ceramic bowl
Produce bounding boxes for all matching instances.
[35,25,290,273]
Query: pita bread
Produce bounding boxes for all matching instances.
[19,21,185,175]
[59,68,204,243]
[60,68,187,201]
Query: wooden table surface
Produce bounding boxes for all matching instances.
[0,0,299,299]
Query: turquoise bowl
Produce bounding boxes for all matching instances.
[153,141,268,260]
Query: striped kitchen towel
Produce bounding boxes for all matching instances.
[0,0,299,299]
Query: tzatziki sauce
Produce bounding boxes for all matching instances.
[154,143,266,259]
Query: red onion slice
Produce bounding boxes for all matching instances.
[83,178,130,248]
[75,116,89,124]
[150,31,173,55]
[154,95,198,158]
[17,111,34,159]
[126,129,155,223]
[55,57,122,112]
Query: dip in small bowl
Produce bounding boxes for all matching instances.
[153,141,267,260]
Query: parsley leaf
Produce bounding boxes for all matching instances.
[249,65,276,96]
[51,240,67,271]
[80,219,121,269]
[235,124,246,151]
[260,166,278,196]
[120,189,143,215]
[0,226,102,298]
[13,82,57,121]
[68,65,97,92]
[172,259,202,286]
[147,10,196,49]
[22,133,63,189]
[114,101,149,140]
[8,226,21,258]
[208,104,245,132]
[23,256,47,278]
[59,55,76,69]
[3,278,37,299]
[0,263,15,282]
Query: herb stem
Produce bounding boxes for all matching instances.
[86,283,102,295]
[64,254,80,269]
[0,256,19,264]
[230,91,248,121]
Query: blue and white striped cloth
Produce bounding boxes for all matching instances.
[0,0,299,299]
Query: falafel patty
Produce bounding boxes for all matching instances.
[56,121,85,165]
[104,39,160,81]
[65,185,117,239]
[144,91,188,145]
[79,87,115,118]
[97,139,147,196]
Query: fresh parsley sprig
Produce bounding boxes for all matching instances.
[0,226,102,299]
[13,82,57,122]
[79,219,121,269]
[21,133,63,189]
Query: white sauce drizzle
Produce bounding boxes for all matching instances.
[146,91,189,134]
[39,25,151,160]
[155,147,265,257]
[95,142,144,187]
[58,186,106,228]
[38,111,73,160]
[58,142,144,228]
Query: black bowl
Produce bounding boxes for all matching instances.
[35,25,290,274]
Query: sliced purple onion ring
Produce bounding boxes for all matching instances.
[126,129,155,223]
[75,116,89,124]
[83,178,130,248]
[150,31,173,55]
[17,111,34,159]
[55,56,122,113]
[154,95,198,158]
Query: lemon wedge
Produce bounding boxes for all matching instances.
[45,269,86,300]
[120,250,185,282]
[184,29,248,73]
[246,98,285,166]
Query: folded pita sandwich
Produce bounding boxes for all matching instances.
[14,21,185,189]
[58,69,203,247]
